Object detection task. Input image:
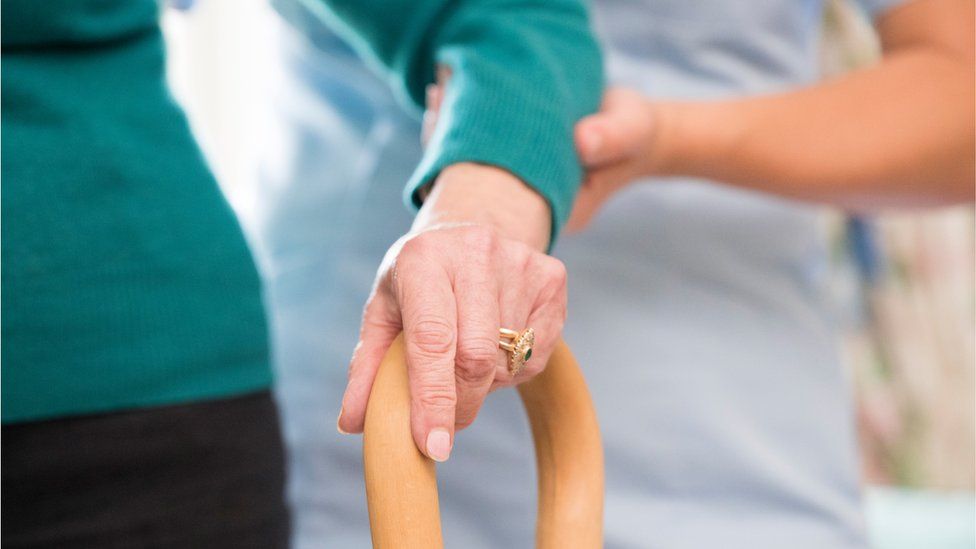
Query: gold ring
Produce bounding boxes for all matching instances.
[499,327,535,376]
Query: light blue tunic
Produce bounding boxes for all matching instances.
[239,1,902,547]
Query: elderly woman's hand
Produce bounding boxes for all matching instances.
[337,163,568,462]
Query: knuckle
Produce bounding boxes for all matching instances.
[536,257,569,301]
[542,256,568,286]
[455,336,498,382]
[525,258,568,313]
[409,317,456,356]
[398,234,417,254]
[417,383,457,412]
[400,233,431,257]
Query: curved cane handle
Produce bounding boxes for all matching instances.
[363,335,603,548]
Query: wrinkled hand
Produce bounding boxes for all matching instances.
[568,87,664,232]
[338,164,567,463]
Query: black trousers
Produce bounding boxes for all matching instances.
[2,391,289,548]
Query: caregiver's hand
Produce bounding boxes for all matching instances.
[338,163,568,463]
[572,0,975,216]
[568,87,669,232]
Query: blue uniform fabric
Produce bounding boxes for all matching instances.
[237,0,906,547]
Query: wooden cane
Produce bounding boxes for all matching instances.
[363,334,604,548]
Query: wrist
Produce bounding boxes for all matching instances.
[648,100,740,179]
[413,163,552,251]
[642,101,686,176]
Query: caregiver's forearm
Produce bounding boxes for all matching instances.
[652,0,974,210]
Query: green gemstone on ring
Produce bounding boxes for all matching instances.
[523,348,533,361]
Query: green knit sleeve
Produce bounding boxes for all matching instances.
[297,0,604,243]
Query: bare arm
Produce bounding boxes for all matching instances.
[572,0,974,228]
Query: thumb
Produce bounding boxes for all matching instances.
[575,88,652,168]
[338,287,401,434]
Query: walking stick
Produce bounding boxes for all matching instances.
[363,335,604,548]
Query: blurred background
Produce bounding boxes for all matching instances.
[162,1,975,547]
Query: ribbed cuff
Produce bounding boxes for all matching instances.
[403,54,594,249]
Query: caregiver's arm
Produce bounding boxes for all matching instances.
[572,0,972,228]
[304,0,603,460]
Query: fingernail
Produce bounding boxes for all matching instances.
[425,428,452,462]
[337,409,350,435]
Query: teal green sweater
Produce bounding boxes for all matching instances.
[1,0,602,423]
